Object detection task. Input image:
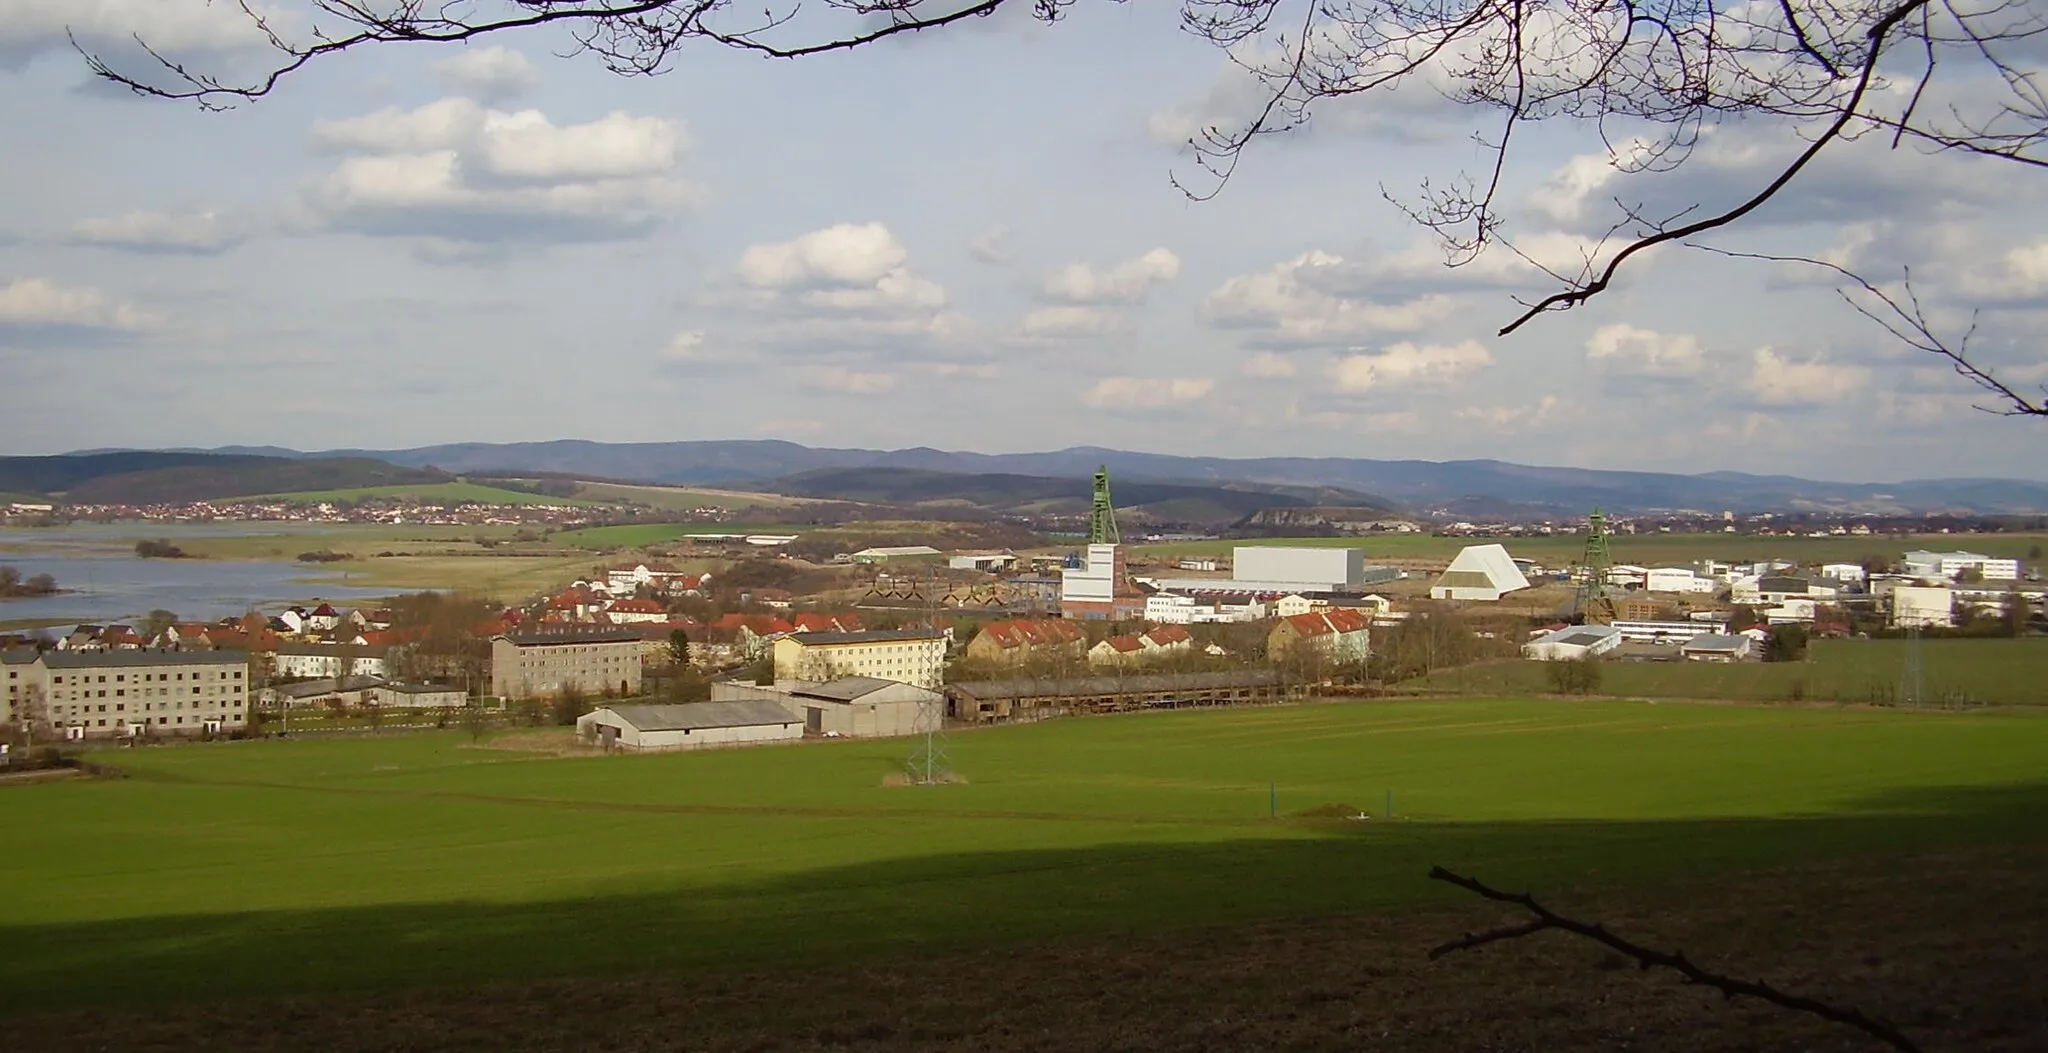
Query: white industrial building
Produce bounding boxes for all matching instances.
[1430,544,1532,601]
[1903,550,2019,581]
[578,700,804,751]
[1819,563,1867,582]
[1234,547,1366,590]
[1644,567,1717,594]
[1891,586,1956,628]
[1680,634,1752,662]
[1611,619,1729,642]
[1523,624,1623,661]
[1143,591,1266,624]
[1061,543,1137,619]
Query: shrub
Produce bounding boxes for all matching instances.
[1545,657,1604,695]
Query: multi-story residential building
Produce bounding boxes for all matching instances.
[490,628,645,699]
[771,629,946,689]
[1265,609,1372,665]
[3,649,250,739]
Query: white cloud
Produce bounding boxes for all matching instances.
[800,365,896,394]
[1204,250,1456,345]
[1746,347,1868,405]
[739,223,910,289]
[0,0,285,67]
[1585,324,1707,377]
[1242,351,1296,377]
[0,277,156,332]
[1080,376,1214,408]
[70,210,245,254]
[301,98,692,248]
[1041,248,1180,305]
[663,330,711,360]
[802,269,947,313]
[1329,341,1493,392]
[434,46,538,101]
[1021,305,1122,338]
[1460,395,1561,429]
[968,226,1014,265]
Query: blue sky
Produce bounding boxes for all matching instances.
[2,0,2044,482]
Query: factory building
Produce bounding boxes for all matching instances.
[1523,624,1623,661]
[1902,550,2019,581]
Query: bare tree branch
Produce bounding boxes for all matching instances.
[1688,244,2048,417]
[1428,866,1924,1053]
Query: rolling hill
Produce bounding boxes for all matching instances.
[757,467,1402,524]
[214,440,2048,515]
[0,452,450,504]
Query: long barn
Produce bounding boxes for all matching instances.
[947,669,1293,724]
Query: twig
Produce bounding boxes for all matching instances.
[1426,866,1923,1053]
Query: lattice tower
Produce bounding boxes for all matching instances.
[1089,465,1121,545]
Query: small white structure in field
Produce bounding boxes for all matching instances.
[1430,544,1532,601]
[578,701,803,752]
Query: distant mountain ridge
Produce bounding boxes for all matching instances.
[92,441,2048,514]
[762,467,1402,523]
[0,452,448,504]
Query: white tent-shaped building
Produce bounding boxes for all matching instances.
[1430,543,1532,602]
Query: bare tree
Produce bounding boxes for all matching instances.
[78,0,2048,413]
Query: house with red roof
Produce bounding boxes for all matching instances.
[791,611,864,634]
[1266,608,1371,664]
[605,598,671,624]
[1087,625,1195,666]
[964,618,1086,665]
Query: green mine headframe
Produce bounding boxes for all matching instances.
[1089,465,1121,545]
[1575,507,1619,624]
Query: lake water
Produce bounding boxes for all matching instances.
[0,525,407,626]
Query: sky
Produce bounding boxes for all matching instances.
[1,0,2045,482]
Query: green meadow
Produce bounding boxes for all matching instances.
[4,698,2045,1013]
[247,482,602,506]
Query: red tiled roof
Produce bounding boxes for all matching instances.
[1282,609,1370,637]
[1100,634,1144,653]
[607,599,667,615]
[978,618,1085,650]
[1144,625,1193,646]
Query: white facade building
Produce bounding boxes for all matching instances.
[1902,551,2019,581]
[1891,586,1956,628]
[1819,563,1868,582]
[1233,547,1366,590]
[1143,592,1266,624]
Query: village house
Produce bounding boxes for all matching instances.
[1086,625,1195,667]
[964,618,1086,665]
[1266,608,1372,665]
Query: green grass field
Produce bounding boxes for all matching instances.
[1129,531,2048,567]
[4,698,2045,1012]
[1413,638,2048,704]
[247,482,603,507]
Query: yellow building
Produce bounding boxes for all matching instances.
[771,629,946,689]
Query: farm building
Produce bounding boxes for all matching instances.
[947,669,1291,724]
[849,546,944,564]
[263,675,386,709]
[713,676,940,738]
[577,701,803,752]
[1429,544,1531,601]
[1523,624,1623,661]
[1680,634,1753,662]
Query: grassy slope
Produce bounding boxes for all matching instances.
[3,699,2045,1009]
[554,522,811,548]
[246,482,602,506]
[568,480,805,511]
[1412,638,2048,704]
[1129,531,2048,565]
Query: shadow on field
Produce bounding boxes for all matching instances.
[2,780,2044,1015]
